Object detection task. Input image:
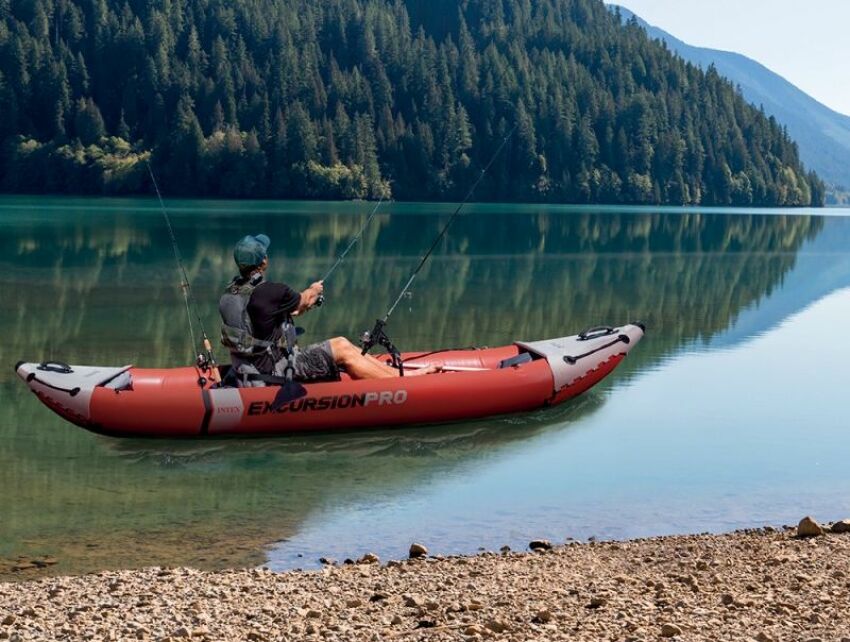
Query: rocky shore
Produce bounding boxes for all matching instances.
[2,517,850,641]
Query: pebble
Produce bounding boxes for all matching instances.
[796,516,825,537]
[831,519,850,534]
[408,543,428,559]
[529,540,552,551]
[660,623,683,637]
[485,619,510,633]
[532,608,552,623]
[2,523,850,641]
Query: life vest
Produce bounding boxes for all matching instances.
[219,273,287,359]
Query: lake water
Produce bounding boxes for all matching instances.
[2,197,849,577]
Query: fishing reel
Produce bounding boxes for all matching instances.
[360,318,404,375]
[195,350,217,387]
[196,352,212,371]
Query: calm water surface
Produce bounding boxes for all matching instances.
[1,196,849,576]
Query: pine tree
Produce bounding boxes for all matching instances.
[74,97,105,144]
[0,0,824,204]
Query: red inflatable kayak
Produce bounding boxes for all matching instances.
[16,323,643,438]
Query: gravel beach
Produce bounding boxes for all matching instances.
[2,519,850,641]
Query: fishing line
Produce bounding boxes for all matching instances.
[383,124,517,321]
[145,160,218,376]
[360,125,517,364]
[315,194,386,307]
[322,194,386,283]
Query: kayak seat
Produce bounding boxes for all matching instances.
[498,352,533,369]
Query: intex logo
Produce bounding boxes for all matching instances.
[247,390,408,415]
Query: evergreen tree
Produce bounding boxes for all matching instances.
[73,97,105,145]
[0,0,824,205]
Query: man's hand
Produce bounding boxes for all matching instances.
[295,280,324,315]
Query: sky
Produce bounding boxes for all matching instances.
[615,0,850,117]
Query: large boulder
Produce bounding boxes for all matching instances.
[796,516,824,537]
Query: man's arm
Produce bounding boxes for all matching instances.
[292,280,324,316]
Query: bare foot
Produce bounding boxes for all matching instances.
[405,364,442,376]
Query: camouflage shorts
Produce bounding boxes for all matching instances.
[275,341,339,382]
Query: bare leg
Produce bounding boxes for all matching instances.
[328,337,440,380]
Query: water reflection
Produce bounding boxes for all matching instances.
[1,197,849,577]
[0,202,832,375]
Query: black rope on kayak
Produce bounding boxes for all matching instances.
[360,125,518,366]
[315,194,386,307]
[563,334,631,365]
[146,160,220,381]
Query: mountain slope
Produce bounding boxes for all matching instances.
[0,0,824,205]
[615,5,850,197]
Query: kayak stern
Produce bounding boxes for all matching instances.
[15,361,132,429]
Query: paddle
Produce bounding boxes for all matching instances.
[269,377,307,411]
[401,363,487,372]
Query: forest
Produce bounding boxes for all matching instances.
[0,0,825,205]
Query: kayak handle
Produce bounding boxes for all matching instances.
[37,361,73,374]
[577,326,616,341]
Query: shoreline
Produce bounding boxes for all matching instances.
[0,192,837,212]
[2,518,850,641]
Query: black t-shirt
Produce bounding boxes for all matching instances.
[247,281,302,340]
[246,281,301,373]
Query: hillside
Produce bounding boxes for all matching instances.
[0,0,824,205]
[615,5,850,200]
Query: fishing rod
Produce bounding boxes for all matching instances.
[145,160,221,384]
[360,125,518,370]
[315,194,386,307]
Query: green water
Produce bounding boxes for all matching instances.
[2,196,850,576]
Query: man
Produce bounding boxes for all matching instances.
[219,233,438,385]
